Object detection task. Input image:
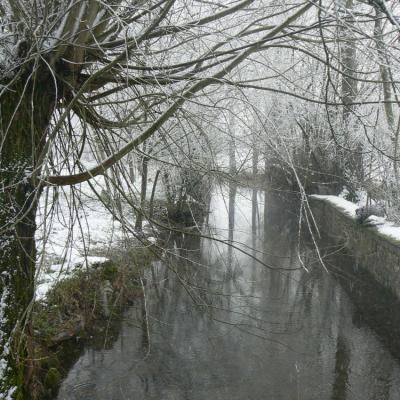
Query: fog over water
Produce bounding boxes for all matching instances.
[57,186,400,400]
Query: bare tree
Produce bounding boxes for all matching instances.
[2,0,400,396]
[0,0,320,396]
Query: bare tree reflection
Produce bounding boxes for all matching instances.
[56,186,400,400]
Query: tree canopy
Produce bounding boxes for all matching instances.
[2,0,400,398]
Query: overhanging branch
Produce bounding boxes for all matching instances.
[42,1,315,186]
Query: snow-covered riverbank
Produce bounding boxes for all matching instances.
[310,194,400,244]
[34,174,159,300]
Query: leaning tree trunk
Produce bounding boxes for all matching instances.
[0,72,54,398]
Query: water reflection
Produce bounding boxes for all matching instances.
[57,186,400,400]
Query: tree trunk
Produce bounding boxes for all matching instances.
[374,10,395,133]
[227,182,237,275]
[135,155,149,231]
[338,0,363,190]
[0,72,54,398]
[374,9,400,185]
[340,0,357,127]
[229,136,236,175]
[149,170,161,219]
[252,140,259,177]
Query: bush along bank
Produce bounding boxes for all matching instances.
[29,246,157,399]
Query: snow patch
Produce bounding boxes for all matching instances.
[147,237,157,244]
[0,287,9,382]
[0,287,16,399]
[310,194,358,217]
[376,223,400,243]
[35,172,162,301]
[36,256,109,301]
[363,215,386,226]
[311,194,400,243]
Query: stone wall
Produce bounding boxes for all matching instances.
[309,197,400,299]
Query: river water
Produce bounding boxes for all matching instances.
[57,185,400,400]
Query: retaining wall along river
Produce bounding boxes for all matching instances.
[310,196,400,299]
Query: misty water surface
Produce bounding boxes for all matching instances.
[57,185,400,400]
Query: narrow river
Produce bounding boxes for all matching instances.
[57,185,400,399]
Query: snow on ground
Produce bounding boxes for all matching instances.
[375,223,400,243]
[310,194,359,218]
[35,194,122,301]
[35,256,109,301]
[310,194,400,243]
[35,172,162,301]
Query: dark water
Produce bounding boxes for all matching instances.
[57,186,400,400]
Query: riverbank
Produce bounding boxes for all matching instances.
[30,244,157,399]
[309,195,400,300]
